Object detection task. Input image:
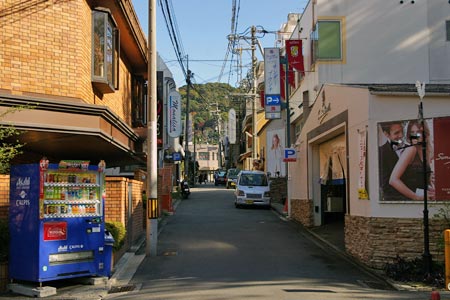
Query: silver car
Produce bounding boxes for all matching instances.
[234,170,271,208]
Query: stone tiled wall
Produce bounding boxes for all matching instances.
[270,177,287,204]
[291,198,314,227]
[345,215,447,269]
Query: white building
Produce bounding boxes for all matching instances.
[286,0,450,268]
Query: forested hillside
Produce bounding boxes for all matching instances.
[178,82,244,144]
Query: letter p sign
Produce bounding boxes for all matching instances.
[283,148,297,162]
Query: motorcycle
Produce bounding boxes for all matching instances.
[180,179,190,199]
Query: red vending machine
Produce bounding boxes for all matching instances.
[9,158,111,283]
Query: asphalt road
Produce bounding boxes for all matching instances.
[106,184,448,300]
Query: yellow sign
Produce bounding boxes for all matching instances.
[148,198,159,219]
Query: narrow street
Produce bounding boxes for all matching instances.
[106,184,442,300]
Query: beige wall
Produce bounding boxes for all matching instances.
[291,83,450,222]
[290,84,371,224]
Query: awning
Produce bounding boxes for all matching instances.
[199,166,216,171]
[238,151,252,162]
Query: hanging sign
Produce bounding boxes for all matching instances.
[167,91,182,138]
[264,48,281,119]
[228,108,236,144]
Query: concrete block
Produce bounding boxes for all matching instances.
[8,283,57,298]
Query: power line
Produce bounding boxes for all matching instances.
[158,0,187,79]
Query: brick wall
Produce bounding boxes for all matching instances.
[345,215,447,269]
[0,0,90,100]
[0,176,9,220]
[0,0,135,124]
[105,177,144,248]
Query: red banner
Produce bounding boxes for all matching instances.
[434,117,450,200]
[286,40,304,75]
[280,63,285,100]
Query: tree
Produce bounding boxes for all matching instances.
[0,105,27,174]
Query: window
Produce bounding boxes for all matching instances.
[199,152,210,161]
[92,9,119,94]
[311,20,342,64]
[446,20,450,41]
[131,76,147,127]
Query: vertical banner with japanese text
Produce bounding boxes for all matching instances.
[358,129,368,199]
[264,48,281,119]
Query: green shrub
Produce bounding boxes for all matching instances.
[0,219,8,262]
[105,221,126,251]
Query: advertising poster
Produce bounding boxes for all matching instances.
[266,129,285,177]
[378,118,435,201]
[433,117,450,199]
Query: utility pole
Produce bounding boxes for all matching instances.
[251,25,257,161]
[184,57,191,182]
[146,0,158,256]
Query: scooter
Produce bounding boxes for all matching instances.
[180,179,190,199]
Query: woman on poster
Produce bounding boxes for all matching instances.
[389,120,435,200]
[270,133,283,176]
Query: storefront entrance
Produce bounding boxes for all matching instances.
[318,134,347,225]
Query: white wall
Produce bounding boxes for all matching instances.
[316,0,434,84]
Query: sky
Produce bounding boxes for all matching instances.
[131,0,308,88]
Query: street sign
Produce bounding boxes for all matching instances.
[265,94,281,120]
[172,152,181,161]
[283,148,297,162]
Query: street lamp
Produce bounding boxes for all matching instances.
[416,81,432,274]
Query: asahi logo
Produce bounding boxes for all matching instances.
[16,177,30,188]
[58,245,68,252]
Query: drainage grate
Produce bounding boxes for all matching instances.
[108,284,136,294]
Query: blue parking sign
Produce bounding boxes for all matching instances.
[265,94,281,106]
[283,148,297,162]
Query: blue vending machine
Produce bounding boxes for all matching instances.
[9,158,110,282]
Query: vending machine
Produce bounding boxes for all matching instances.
[9,158,110,282]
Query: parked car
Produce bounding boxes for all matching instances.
[214,170,227,186]
[234,170,271,208]
[226,168,240,189]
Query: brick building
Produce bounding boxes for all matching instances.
[0,0,150,166]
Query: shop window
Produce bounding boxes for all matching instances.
[311,20,343,64]
[92,8,119,94]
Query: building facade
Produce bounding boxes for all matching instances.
[285,0,450,268]
[0,0,162,168]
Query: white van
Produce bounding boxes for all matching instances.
[234,170,271,208]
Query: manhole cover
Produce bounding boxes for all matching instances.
[108,284,135,294]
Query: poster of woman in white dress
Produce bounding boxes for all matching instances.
[267,129,286,177]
